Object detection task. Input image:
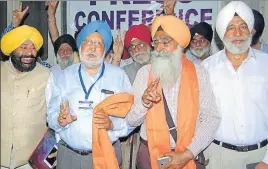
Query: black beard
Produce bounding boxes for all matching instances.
[10,52,37,72]
[251,34,260,46]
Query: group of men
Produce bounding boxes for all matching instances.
[1,1,268,169]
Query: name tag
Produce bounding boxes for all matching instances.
[78,100,93,110]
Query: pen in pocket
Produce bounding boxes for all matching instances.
[27,90,29,97]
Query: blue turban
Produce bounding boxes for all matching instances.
[76,20,112,53]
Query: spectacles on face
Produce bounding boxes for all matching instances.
[82,40,104,48]
[128,43,146,52]
[191,37,207,45]
[151,38,173,47]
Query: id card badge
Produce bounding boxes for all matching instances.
[78,100,93,110]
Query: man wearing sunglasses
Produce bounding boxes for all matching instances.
[187,22,213,64]
[123,24,152,84]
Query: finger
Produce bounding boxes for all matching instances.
[152,78,160,91]
[117,28,121,40]
[94,113,107,119]
[96,124,108,129]
[60,104,64,113]
[163,151,175,157]
[18,2,22,12]
[64,99,69,112]
[148,91,157,100]
[93,118,107,124]
[22,6,29,15]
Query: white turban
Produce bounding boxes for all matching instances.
[216,1,254,41]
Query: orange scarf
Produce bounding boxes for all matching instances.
[146,55,199,169]
[92,93,134,169]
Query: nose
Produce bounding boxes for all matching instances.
[88,44,96,52]
[196,42,200,47]
[155,43,165,52]
[234,27,242,37]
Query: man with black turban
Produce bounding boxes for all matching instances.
[187,22,213,64]
[251,9,268,53]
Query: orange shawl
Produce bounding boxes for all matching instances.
[92,93,134,169]
[146,56,199,169]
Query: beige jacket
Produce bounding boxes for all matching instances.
[1,61,50,167]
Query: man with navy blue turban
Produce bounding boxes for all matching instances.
[46,21,134,169]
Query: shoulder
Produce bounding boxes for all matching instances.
[35,63,50,76]
[104,62,127,76]
[201,50,224,69]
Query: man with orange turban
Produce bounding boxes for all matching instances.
[1,25,50,169]
[126,15,221,169]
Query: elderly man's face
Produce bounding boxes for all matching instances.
[223,16,252,54]
[11,40,38,72]
[190,34,211,58]
[80,32,105,68]
[57,43,74,70]
[129,39,151,64]
[153,30,179,53]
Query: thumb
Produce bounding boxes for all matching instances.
[71,115,77,121]
[162,151,174,158]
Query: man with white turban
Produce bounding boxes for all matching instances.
[202,1,268,169]
[126,15,220,169]
[1,25,50,169]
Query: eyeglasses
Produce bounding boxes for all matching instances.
[128,43,146,52]
[191,38,207,44]
[151,38,173,47]
[82,40,104,48]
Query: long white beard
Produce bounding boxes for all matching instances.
[131,48,151,65]
[223,34,252,55]
[190,45,211,58]
[56,54,74,70]
[151,47,182,87]
[79,48,105,68]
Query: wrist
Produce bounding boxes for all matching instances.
[184,149,194,160]
[48,16,56,22]
[112,57,121,63]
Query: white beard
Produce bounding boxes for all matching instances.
[151,47,182,88]
[56,54,74,70]
[131,48,151,65]
[223,34,252,55]
[190,45,211,58]
[79,48,105,68]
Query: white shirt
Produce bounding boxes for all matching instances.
[260,39,268,53]
[202,48,268,163]
[46,62,133,151]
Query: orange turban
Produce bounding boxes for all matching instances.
[151,16,191,48]
[1,25,43,56]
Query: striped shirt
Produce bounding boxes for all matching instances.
[126,63,221,157]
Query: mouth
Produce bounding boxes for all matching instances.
[21,58,34,64]
[232,40,244,44]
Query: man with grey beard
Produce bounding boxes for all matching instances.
[187,22,213,64]
[122,24,152,84]
[202,1,268,169]
[126,15,220,169]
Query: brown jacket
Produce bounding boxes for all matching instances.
[1,61,50,167]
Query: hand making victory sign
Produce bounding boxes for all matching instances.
[142,77,161,106]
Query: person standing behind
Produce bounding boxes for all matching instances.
[202,1,268,169]
[187,22,213,64]
[251,9,268,53]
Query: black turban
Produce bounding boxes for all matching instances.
[190,22,213,43]
[252,9,265,38]
[53,34,78,56]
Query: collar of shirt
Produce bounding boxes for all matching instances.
[80,62,106,82]
[220,47,256,65]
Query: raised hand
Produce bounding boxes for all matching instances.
[163,0,176,16]
[113,29,125,62]
[142,78,161,105]
[46,1,59,18]
[12,2,29,27]
[57,99,77,127]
